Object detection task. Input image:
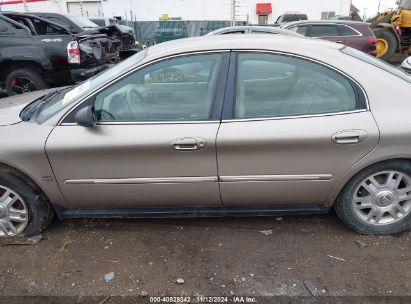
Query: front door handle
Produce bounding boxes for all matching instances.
[172,137,207,151]
[332,130,368,144]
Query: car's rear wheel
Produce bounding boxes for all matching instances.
[5,68,49,96]
[0,168,54,237]
[335,160,411,235]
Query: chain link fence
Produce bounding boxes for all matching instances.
[120,20,247,46]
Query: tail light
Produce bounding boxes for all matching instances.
[368,38,377,46]
[67,41,80,64]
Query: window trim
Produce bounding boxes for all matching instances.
[221,50,369,122]
[60,51,230,125]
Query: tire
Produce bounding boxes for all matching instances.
[335,160,411,235]
[5,67,49,96]
[374,29,398,62]
[0,167,54,237]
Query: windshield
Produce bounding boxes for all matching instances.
[67,15,99,29]
[341,47,411,84]
[400,0,411,9]
[35,49,148,123]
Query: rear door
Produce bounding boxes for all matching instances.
[217,52,379,207]
[46,52,229,209]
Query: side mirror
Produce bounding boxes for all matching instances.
[75,106,96,127]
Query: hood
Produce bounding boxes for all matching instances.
[0,89,56,126]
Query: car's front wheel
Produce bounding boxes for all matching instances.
[0,168,54,237]
[335,160,411,235]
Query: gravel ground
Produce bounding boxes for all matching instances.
[0,213,410,301]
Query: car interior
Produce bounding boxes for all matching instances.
[93,52,356,122]
[94,54,222,121]
[235,54,357,118]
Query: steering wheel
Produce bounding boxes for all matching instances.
[98,109,116,121]
[126,86,147,119]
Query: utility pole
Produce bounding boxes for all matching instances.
[22,0,28,12]
[129,0,133,21]
[378,0,382,12]
[231,0,236,26]
[80,0,84,16]
[363,7,368,20]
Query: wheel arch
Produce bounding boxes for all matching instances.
[329,157,411,204]
[0,60,45,82]
[0,161,51,204]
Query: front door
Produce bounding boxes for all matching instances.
[46,53,227,209]
[217,52,380,207]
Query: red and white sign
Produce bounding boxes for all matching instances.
[0,0,48,5]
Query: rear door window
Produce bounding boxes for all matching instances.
[31,18,68,35]
[234,53,359,119]
[309,25,340,37]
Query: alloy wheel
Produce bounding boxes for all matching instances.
[11,77,36,94]
[0,185,29,237]
[352,171,411,225]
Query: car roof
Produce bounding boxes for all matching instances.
[144,34,342,62]
[206,26,301,36]
[283,20,368,27]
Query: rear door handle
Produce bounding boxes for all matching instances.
[172,137,207,151]
[332,130,368,144]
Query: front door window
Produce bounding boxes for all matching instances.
[94,53,223,122]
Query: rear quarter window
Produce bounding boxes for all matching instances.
[338,25,360,36]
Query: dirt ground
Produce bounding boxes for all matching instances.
[0,212,410,302]
[0,53,410,304]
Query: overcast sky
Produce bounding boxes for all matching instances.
[352,0,398,18]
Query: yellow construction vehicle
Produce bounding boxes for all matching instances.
[369,0,411,61]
